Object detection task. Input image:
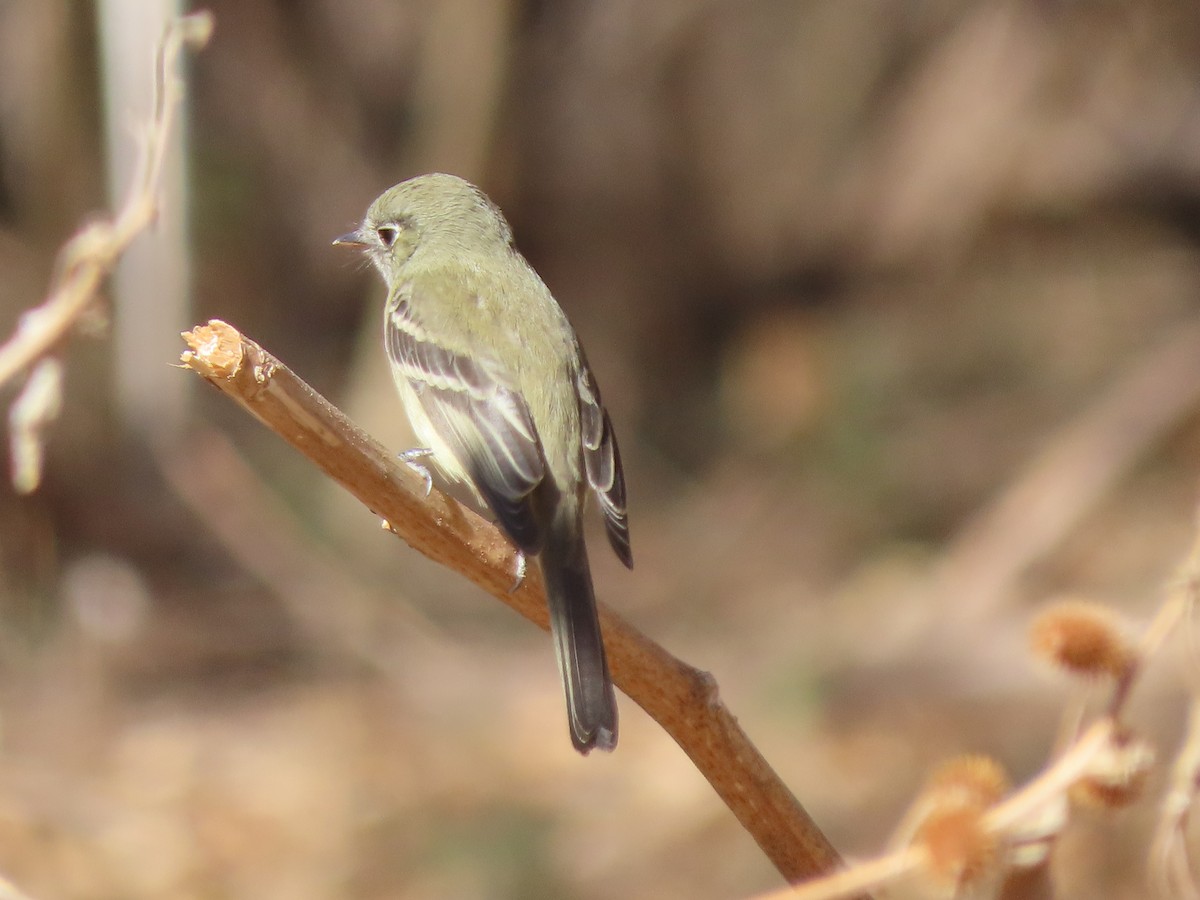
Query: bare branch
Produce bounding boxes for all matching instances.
[0,11,212,489]
[7,357,62,493]
[750,510,1200,900]
[179,318,847,886]
[1151,700,1200,900]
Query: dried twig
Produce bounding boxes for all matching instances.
[752,729,1106,900]
[0,11,212,490]
[750,508,1200,900]
[8,358,62,493]
[179,319,847,886]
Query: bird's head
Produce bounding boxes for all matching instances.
[334,173,513,288]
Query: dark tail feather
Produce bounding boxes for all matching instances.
[541,523,618,753]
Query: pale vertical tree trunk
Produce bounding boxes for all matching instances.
[96,0,190,440]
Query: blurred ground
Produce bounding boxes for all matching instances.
[2,1,1200,898]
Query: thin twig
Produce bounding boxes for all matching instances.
[750,513,1200,900]
[0,11,212,392]
[178,319,848,887]
[1151,699,1200,900]
[773,846,928,900]
[750,723,1113,900]
[983,720,1114,833]
[8,357,62,493]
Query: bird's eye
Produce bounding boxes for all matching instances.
[376,225,399,248]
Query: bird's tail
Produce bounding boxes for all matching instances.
[541,520,618,753]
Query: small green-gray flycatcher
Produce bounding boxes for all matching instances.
[336,174,631,753]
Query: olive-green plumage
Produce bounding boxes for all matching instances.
[336,174,631,753]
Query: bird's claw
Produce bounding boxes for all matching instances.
[509,551,527,593]
[400,448,434,496]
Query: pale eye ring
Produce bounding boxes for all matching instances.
[376,225,399,247]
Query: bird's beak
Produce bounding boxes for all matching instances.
[332,230,366,247]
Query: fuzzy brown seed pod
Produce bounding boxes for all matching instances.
[914,800,998,891]
[908,756,1008,891]
[925,755,1010,808]
[1029,600,1133,680]
[1070,732,1155,810]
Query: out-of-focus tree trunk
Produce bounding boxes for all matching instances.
[97,0,190,441]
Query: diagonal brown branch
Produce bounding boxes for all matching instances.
[179,318,846,887]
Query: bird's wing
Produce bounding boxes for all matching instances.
[386,288,546,554]
[577,345,632,568]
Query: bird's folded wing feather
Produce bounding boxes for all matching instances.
[386,288,546,553]
[577,346,632,568]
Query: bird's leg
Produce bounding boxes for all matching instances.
[399,448,434,496]
[399,447,526,590]
[509,550,527,593]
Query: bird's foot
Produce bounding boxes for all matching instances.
[400,448,434,496]
[509,550,527,593]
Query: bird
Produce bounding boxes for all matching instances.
[335,173,632,753]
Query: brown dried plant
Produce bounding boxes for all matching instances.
[0,11,212,493]
[751,523,1200,899]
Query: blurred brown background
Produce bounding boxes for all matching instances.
[1,1,1200,897]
